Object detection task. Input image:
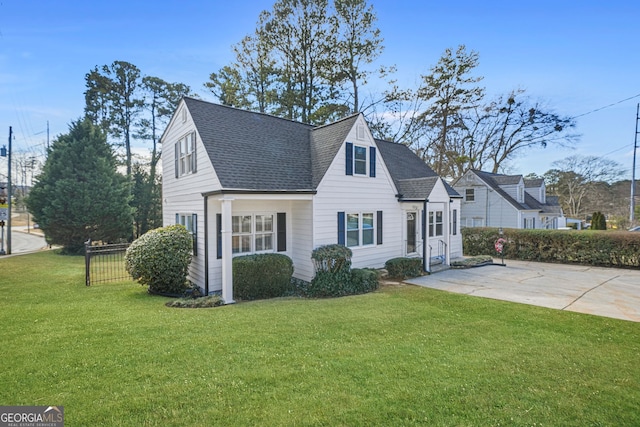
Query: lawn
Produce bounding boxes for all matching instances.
[1,251,639,426]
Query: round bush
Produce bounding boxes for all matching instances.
[125,224,193,294]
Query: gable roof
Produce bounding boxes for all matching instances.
[460,170,560,214]
[184,97,314,191]
[374,139,460,199]
[310,114,360,188]
[175,97,458,199]
[524,178,545,188]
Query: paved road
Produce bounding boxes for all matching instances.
[0,227,48,255]
[406,260,640,322]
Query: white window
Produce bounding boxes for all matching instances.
[346,212,375,247]
[354,146,367,175]
[518,186,524,202]
[176,132,196,177]
[465,188,475,202]
[232,214,274,254]
[524,217,535,229]
[177,213,198,256]
[356,124,366,140]
[429,211,443,237]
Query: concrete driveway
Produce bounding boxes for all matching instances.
[405,260,640,322]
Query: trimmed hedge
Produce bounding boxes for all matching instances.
[385,257,423,279]
[125,225,193,294]
[462,227,640,268]
[233,253,294,300]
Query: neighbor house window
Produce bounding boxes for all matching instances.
[175,132,197,177]
[232,214,274,254]
[429,211,443,237]
[465,188,475,202]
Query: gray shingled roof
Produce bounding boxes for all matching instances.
[310,114,360,188]
[180,97,458,200]
[470,170,561,214]
[524,178,544,188]
[185,97,314,191]
[396,177,440,200]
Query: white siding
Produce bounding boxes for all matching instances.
[205,197,314,290]
[291,200,314,282]
[313,116,404,270]
[161,101,221,290]
[454,172,521,229]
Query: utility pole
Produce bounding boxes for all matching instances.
[0,126,13,255]
[631,104,639,224]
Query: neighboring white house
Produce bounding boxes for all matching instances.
[452,170,565,230]
[160,97,463,302]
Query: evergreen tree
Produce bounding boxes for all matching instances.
[26,119,133,253]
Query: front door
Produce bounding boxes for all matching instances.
[406,212,417,254]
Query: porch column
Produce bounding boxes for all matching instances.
[423,199,430,273]
[221,197,235,304]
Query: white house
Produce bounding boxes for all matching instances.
[452,170,565,230]
[161,97,463,302]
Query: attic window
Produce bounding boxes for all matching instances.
[181,108,187,123]
[465,188,475,202]
[175,132,197,177]
[356,125,365,140]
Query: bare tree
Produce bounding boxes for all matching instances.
[546,155,625,217]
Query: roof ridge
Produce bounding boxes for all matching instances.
[312,112,361,130]
[183,96,314,128]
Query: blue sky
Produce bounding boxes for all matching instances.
[1,0,639,179]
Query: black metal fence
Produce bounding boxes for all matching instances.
[85,241,131,286]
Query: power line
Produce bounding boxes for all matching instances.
[572,93,640,119]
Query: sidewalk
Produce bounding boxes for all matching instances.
[405,260,640,322]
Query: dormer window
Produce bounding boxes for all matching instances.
[175,131,197,177]
[518,186,524,202]
[354,146,367,175]
[345,142,376,178]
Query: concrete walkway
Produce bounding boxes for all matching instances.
[405,260,640,322]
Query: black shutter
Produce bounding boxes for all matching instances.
[176,213,180,224]
[277,213,286,252]
[345,142,353,175]
[452,209,457,235]
[192,213,198,256]
[216,214,222,259]
[370,146,376,177]
[377,210,383,245]
[337,212,346,245]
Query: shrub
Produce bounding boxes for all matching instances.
[350,268,380,294]
[233,253,294,300]
[462,227,640,268]
[125,225,193,295]
[311,244,352,273]
[165,295,224,308]
[306,245,380,297]
[307,244,353,297]
[385,257,423,279]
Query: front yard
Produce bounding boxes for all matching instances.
[1,251,638,426]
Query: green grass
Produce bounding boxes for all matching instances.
[1,251,639,426]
